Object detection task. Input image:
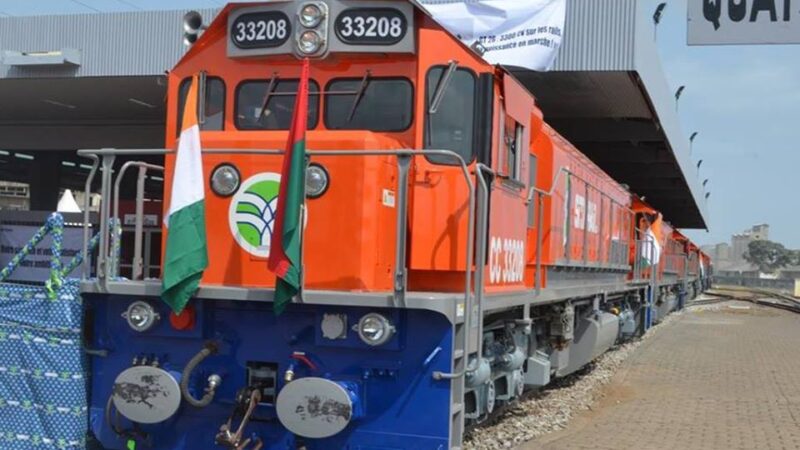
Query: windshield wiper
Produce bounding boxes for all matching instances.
[259,72,279,119]
[346,70,371,123]
[428,60,458,114]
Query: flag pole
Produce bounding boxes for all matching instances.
[297,155,309,304]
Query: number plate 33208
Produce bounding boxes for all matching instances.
[334,8,407,45]
[231,11,292,49]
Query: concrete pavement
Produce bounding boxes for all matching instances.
[522,301,800,450]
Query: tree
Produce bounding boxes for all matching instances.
[743,240,794,273]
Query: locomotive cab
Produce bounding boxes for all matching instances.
[164,1,533,295]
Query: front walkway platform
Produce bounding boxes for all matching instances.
[525,300,800,450]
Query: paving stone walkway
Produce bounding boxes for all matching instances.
[523,301,800,450]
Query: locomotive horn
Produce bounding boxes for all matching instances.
[183,33,199,46]
[183,11,206,46]
[183,11,204,35]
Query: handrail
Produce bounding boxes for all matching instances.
[78,147,478,381]
[527,165,635,217]
[473,163,493,366]
[79,154,100,280]
[110,161,165,280]
[96,152,116,284]
[527,165,635,271]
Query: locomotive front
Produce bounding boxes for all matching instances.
[85,2,492,449]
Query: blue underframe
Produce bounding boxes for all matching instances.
[85,294,454,450]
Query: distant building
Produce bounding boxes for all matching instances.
[0,184,102,213]
[0,181,29,210]
[716,242,731,263]
[731,234,749,264]
[750,224,770,240]
[702,243,729,268]
[731,224,770,264]
[779,266,800,281]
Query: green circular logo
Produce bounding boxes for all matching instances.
[229,173,281,258]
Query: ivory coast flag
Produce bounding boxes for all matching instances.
[268,58,310,315]
[162,74,208,314]
[642,213,664,267]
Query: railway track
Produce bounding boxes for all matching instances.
[692,286,800,314]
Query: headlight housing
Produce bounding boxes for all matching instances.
[356,313,395,346]
[298,30,323,55]
[299,3,324,28]
[122,301,160,332]
[211,164,240,197]
[305,163,329,198]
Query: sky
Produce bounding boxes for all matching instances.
[645,0,800,249]
[0,0,798,248]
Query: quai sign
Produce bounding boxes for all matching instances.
[688,0,800,44]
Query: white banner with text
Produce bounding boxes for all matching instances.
[418,0,566,71]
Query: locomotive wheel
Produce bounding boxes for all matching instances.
[485,381,496,415]
[514,370,525,398]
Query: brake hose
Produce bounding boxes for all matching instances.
[105,394,149,444]
[181,341,222,408]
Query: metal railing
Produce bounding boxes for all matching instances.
[112,161,165,280]
[473,163,493,365]
[77,147,480,375]
[687,253,699,276]
[663,252,686,275]
[526,166,634,282]
[631,238,656,282]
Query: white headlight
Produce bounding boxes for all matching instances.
[305,163,329,198]
[122,301,160,332]
[299,3,324,28]
[357,313,395,346]
[298,30,323,54]
[211,164,240,197]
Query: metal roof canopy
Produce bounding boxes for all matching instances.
[0,3,708,228]
[512,0,708,229]
[0,9,220,152]
[0,9,220,207]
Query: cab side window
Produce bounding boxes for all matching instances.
[527,154,538,227]
[502,115,524,182]
[424,66,477,165]
[177,77,225,135]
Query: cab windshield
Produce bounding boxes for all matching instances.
[235,79,320,130]
[324,77,413,132]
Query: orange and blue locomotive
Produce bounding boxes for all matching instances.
[80,2,709,449]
